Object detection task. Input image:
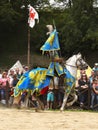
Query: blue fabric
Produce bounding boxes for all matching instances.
[40,29,60,51]
[64,68,75,94]
[47,62,65,76]
[14,67,51,97]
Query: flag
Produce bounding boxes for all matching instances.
[28,4,39,28]
[64,68,75,94]
[14,67,51,97]
[46,62,65,76]
[40,29,60,52]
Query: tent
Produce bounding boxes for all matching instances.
[8,60,25,75]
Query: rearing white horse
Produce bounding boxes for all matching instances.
[60,53,88,111]
[13,53,88,111]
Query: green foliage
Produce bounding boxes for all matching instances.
[69,0,98,54]
[0,0,22,30]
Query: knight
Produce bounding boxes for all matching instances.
[40,25,65,77]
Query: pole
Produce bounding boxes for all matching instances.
[27,26,30,68]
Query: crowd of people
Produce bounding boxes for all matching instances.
[0,63,98,110]
[76,63,98,109]
[0,66,29,105]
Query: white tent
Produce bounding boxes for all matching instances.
[8,60,25,75]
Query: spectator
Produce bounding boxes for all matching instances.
[78,74,89,107]
[46,88,54,110]
[8,69,15,86]
[89,70,95,89]
[0,71,10,103]
[9,74,19,105]
[15,68,22,79]
[24,66,29,72]
[93,63,98,73]
[76,69,86,87]
[90,78,98,109]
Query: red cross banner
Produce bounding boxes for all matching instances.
[28,4,39,28]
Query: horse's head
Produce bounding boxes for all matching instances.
[75,53,88,70]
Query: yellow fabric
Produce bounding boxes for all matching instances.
[77,66,92,78]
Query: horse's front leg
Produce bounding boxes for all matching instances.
[60,92,69,111]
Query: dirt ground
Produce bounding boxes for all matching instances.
[0,107,98,130]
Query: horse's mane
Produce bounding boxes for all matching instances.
[66,53,82,63]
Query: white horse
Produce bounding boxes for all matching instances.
[60,53,88,111]
[13,53,88,111]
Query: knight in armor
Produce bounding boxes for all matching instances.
[40,25,65,77]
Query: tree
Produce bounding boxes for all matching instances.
[59,0,98,56]
[0,0,22,31]
[71,0,98,51]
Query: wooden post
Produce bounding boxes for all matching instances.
[27,26,30,68]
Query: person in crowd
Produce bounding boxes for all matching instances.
[92,63,98,77]
[93,63,98,72]
[9,74,19,105]
[78,74,89,107]
[15,68,22,79]
[24,66,29,72]
[75,69,87,91]
[90,77,98,109]
[89,70,95,89]
[46,88,54,110]
[0,71,10,103]
[8,69,15,86]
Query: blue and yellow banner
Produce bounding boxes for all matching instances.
[47,62,65,76]
[64,68,75,94]
[40,29,60,52]
[14,67,51,97]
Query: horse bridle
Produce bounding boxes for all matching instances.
[75,57,86,69]
[64,57,85,69]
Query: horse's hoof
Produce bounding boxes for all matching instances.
[60,107,64,112]
[60,110,63,112]
[12,104,20,109]
[35,108,38,112]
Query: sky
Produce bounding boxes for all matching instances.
[49,0,66,7]
[50,0,55,4]
[49,0,98,7]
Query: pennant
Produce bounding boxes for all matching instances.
[40,29,60,52]
[28,4,39,28]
